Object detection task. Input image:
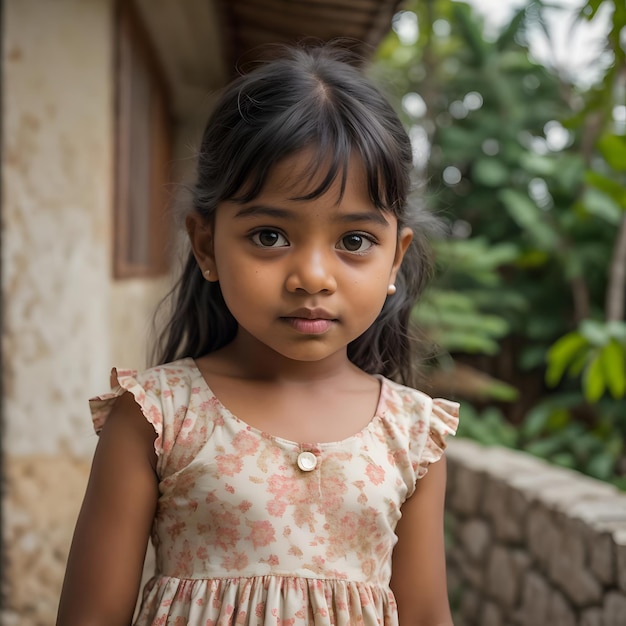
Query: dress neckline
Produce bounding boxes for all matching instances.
[185,357,388,448]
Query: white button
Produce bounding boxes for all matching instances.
[297,451,317,472]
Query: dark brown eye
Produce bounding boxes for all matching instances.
[338,234,373,253]
[252,230,288,247]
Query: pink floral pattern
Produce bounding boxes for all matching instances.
[90,358,458,625]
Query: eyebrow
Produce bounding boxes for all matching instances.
[234,204,390,227]
[234,205,294,220]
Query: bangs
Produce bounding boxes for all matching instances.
[201,53,411,216]
[227,116,402,214]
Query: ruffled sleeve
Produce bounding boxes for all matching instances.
[89,367,164,458]
[379,379,460,499]
[415,397,459,480]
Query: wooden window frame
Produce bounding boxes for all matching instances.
[113,1,173,279]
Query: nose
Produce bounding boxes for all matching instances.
[285,246,337,294]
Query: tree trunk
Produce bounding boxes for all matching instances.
[606,213,626,322]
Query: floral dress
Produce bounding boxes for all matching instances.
[90,358,459,626]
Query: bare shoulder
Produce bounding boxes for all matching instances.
[391,458,454,625]
[57,390,159,625]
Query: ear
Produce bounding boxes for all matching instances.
[389,226,413,284]
[186,212,219,281]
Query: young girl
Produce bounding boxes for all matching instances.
[57,46,459,626]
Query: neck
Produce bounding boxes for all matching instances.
[218,329,357,384]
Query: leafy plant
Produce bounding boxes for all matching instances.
[375,0,626,487]
[547,320,626,401]
[458,395,625,487]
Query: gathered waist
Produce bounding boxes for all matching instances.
[135,573,397,626]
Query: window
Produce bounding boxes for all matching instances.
[114,2,172,278]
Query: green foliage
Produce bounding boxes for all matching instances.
[415,237,523,355]
[457,404,519,448]
[458,397,625,486]
[547,321,626,401]
[375,0,626,486]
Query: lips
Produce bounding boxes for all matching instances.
[284,308,336,320]
[281,308,337,334]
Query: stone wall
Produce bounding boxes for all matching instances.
[446,438,626,626]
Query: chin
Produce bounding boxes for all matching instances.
[274,345,345,364]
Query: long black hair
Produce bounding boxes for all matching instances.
[154,45,436,387]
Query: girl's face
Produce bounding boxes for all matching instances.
[189,150,413,368]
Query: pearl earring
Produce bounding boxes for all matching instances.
[387,284,397,295]
[203,269,211,280]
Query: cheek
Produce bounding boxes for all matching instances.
[217,265,275,313]
[351,269,391,290]
[350,276,390,310]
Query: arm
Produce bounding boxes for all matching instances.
[57,392,159,626]
[390,457,454,626]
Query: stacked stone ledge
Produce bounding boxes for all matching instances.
[445,439,626,626]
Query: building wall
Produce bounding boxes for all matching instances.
[1,1,168,623]
[446,439,626,626]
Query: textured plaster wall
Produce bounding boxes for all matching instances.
[1,1,169,623]
[2,0,113,458]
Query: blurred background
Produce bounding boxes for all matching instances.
[376,0,626,488]
[1,0,624,624]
